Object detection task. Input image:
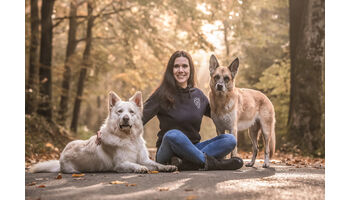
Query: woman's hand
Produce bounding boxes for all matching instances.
[95,131,102,145]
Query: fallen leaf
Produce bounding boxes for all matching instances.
[158,187,169,191]
[45,143,54,148]
[186,195,198,200]
[110,180,127,184]
[148,171,159,174]
[184,188,193,191]
[37,185,46,188]
[72,173,85,177]
[56,173,62,179]
[126,183,137,187]
[27,182,37,186]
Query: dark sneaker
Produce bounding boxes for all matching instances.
[205,155,244,170]
[170,156,202,171]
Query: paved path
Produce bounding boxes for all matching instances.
[25,160,324,200]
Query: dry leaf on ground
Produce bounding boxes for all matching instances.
[72,173,85,177]
[27,182,37,186]
[37,185,46,188]
[110,180,127,184]
[158,187,169,191]
[186,195,198,200]
[148,171,159,174]
[56,173,62,179]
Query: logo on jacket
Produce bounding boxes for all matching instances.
[194,97,200,109]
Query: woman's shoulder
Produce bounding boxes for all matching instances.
[192,87,208,100]
[145,89,161,103]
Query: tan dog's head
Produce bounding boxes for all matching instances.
[209,55,239,94]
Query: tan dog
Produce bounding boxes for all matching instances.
[209,55,276,168]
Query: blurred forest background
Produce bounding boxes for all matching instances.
[25,0,324,163]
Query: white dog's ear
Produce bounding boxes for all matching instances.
[228,57,239,78]
[129,91,143,110]
[109,91,121,111]
[209,54,219,76]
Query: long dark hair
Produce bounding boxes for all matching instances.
[154,50,196,109]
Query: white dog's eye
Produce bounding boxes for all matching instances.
[129,109,134,114]
[117,109,123,114]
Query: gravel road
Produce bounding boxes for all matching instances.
[25,159,324,200]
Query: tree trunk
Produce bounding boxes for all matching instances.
[37,0,55,121]
[94,95,102,131]
[58,0,78,126]
[288,0,325,156]
[26,0,40,115]
[71,1,94,132]
[223,20,230,65]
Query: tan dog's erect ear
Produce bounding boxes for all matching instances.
[129,91,143,111]
[209,54,219,76]
[228,57,239,78]
[109,91,121,111]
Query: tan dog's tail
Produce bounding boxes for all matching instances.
[269,122,276,158]
[29,160,60,173]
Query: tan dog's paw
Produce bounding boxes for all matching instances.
[134,166,149,173]
[262,163,270,168]
[245,162,255,167]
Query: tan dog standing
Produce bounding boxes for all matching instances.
[209,55,276,168]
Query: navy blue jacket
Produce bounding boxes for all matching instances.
[142,86,211,148]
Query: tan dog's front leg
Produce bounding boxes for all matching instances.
[230,120,238,158]
[216,127,225,136]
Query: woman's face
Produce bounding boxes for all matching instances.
[173,56,190,88]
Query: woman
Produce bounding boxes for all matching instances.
[98,51,243,170]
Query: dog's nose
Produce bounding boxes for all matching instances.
[123,116,129,123]
[217,84,223,91]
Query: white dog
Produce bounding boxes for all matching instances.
[29,91,177,173]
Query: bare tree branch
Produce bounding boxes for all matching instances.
[53,18,64,28]
[53,7,131,21]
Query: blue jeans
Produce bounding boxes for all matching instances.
[156,129,237,165]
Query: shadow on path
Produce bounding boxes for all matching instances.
[26,167,277,200]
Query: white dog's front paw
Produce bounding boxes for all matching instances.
[134,166,149,173]
[158,165,178,172]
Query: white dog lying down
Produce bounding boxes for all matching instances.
[30,91,177,173]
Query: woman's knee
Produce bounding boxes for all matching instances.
[223,134,237,147]
[163,129,183,140]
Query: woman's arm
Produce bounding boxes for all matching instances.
[142,92,160,125]
[203,93,211,118]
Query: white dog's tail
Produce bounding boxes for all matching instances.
[29,160,60,173]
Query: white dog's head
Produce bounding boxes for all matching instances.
[107,91,143,134]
